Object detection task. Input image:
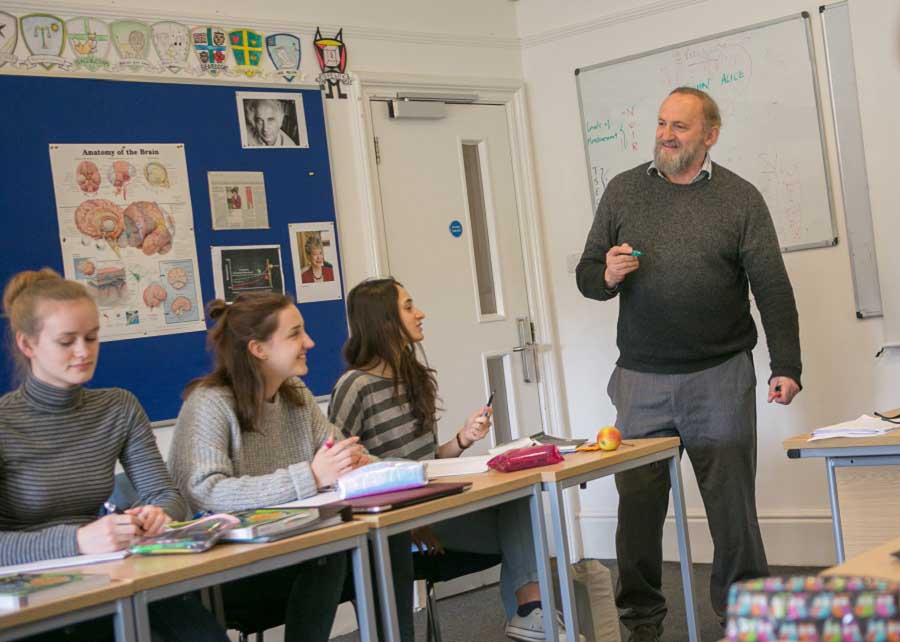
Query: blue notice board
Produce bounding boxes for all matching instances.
[0,75,348,421]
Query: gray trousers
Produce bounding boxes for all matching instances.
[609,351,768,631]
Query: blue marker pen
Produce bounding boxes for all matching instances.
[630,250,643,257]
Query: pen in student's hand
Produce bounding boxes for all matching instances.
[630,250,643,257]
[482,391,495,417]
[101,501,121,516]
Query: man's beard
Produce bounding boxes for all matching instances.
[654,138,705,177]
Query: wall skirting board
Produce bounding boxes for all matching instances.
[577,510,836,567]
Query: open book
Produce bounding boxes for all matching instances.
[808,414,900,441]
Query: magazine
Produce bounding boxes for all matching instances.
[0,572,110,609]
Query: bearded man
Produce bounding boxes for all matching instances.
[575,87,802,642]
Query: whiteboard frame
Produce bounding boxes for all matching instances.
[575,12,838,253]
[821,1,883,318]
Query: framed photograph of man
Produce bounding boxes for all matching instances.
[236,91,309,149]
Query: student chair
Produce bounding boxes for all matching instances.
[413,549,502,642]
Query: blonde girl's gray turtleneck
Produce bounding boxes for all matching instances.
[0,376,188,565]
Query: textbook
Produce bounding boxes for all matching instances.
[130,513,239,555]
[235,505,352,543]
[219,508,319,542]
[0,572,110,609]
[163,506,352,544]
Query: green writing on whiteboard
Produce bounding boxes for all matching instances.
[721,70,745,85]
[587,132,619,145]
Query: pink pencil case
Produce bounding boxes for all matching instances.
[487,445,563,472]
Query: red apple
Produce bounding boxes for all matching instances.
[597,426,622,451]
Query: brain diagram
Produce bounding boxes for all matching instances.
[170,296,192,317]
[166,267,188,289]
[87,264,129,308]
[144,162,169,188]
[108,160,136,198]
[74,199,174,256]
[75,161,101,194]
[142,282,167,309]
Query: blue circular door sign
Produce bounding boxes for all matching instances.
[449,220,463,237]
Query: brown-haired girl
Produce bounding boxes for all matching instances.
[330,277,577,642]
[167,292,366,642]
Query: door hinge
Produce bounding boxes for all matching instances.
[374,136,381,164]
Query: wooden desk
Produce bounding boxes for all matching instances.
[355,468,557,642]
[0,578,135,642]
[67,521,376,642]
[540,438,701,642]
[783,410,900,563]
[821,535,900,581]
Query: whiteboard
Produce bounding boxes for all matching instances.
[821,2,883,318]
[577,13,837,252]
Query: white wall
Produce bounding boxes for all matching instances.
[516,0,900,565]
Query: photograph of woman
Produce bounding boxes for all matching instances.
[300,234,334,284]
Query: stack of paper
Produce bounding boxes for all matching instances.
[0,551,129,576]
[487,437,537,456]
[425,455,491,478]
[808,415,900,441]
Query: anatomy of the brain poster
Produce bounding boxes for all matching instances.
[49,143,206,341]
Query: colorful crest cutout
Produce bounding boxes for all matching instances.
[110,20,153,71]
[20,13,70,70]
[152,21,191,74]
[314,27,350,99]
[192,26,228,76]
[265,33,301,82]
[0,12,18,67]
[66,17,110,71]
[229,29,263,78]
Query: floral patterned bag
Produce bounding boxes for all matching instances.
[726,575,900,641]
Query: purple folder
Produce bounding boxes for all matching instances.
[339,482,472,514]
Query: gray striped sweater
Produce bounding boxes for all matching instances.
[0,376,188,565]
[167,380,348,512]
[329,371,437,461]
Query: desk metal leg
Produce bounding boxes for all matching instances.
[826,457,846,563]
[530,483,560,642]
[669,454,700,642]
[131,592,152,642]
[546,482,579,642]
[371,529,402,642]
[113,597,137,642]
[352,534,379,642]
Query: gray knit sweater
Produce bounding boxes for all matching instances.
[167,380,347,512]
[0,376,187,565]
[576,161,801,384]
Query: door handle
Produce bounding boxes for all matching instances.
[515,316,538,384]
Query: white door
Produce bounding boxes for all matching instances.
[369,99,543,451]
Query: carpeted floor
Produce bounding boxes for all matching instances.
[332,560,825,642]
